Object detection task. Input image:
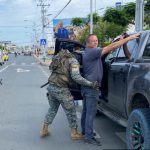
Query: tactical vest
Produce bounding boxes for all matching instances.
[48,49,76,88]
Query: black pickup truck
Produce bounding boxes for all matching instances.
[55,30,150,149]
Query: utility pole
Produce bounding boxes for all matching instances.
[95,0,96,13]
[37,0,50,61]
[24,20,39,56]
[33,25,38,56]
[135,0,145,32]
[90,0,93,34]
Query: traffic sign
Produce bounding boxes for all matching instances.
[40,39,47,45]
[115,2,122,10]
[115,2,121,7]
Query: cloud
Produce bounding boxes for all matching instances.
[0,0,39,24]
[0,0,40,43]
[50,0,136,19]
[0,0,136,45]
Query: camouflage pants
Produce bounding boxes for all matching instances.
[44,84,78,129]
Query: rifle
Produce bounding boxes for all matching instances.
[0,79,2,85]
[40,82,49,88]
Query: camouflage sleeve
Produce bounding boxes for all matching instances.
[69,58,93,87]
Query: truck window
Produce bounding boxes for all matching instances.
[142,37,150,58]
[105,39,139,62]
[105,48,118,61]
[114,39,138,62]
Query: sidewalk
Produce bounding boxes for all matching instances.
[33,54,52,66]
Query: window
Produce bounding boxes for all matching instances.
[105,48,118,61]
[106,39,138,62]
[117,39,138,58]
[143,37,150,58]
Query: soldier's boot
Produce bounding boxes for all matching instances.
[40,123,49,137]
[71,128,84,140]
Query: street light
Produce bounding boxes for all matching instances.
[96,7,105,16]
[24,20,39,56]
[46,14,52,16]
[96,8,104,12]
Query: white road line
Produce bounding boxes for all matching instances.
[0,66,9,72]
[12,62,35,66]
[12,65,37,67]
[16,68,30,72]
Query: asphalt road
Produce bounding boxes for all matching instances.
[0,54,127,150]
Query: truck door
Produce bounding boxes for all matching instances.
[107,39,139,114]
[108,61,129,114]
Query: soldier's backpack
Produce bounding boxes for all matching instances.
[48,49,76,88]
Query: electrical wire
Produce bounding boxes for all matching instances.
[0,26,27,28]
[49,0,72,23]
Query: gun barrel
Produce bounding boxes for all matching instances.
[0,79,2,85]
[40,82,49,88]
[0,79,3,85]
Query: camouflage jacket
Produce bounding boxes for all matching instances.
[48,49,93,88]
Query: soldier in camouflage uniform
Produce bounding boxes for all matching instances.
[40,49,98,140]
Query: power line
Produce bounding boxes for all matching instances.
[0,26,27,28]
[47,0,72,25]
[53,0,72,19]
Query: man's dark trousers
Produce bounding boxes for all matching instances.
[81,87,99,140]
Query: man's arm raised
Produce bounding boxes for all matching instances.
[101,33,140,56]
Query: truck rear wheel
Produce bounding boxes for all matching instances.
[126,108,150,150]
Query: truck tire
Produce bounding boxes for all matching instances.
[126,108,150,150]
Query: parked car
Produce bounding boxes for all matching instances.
[47,49,54,55]
[54,31,150,149]
[23,51,32,56]
[2,53,9,61]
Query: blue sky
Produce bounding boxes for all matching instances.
[0,0,136,46]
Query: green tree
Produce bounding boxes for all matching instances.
[103,7,130,27]
[87,12,102,25]
[71,17,84,26]
[144,0,150,28]
[95,21,125,46]
[103,2,136,27]
[145,0,150,12]
[77,25,89,44]
[0,45,4,50]
[78,21,125,47]
[122,2,135,24]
